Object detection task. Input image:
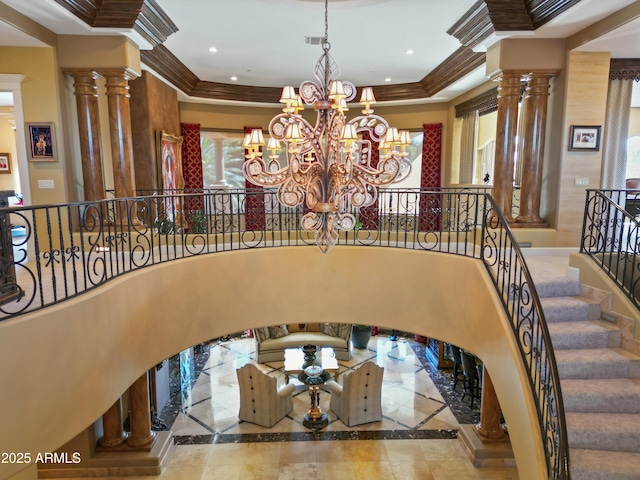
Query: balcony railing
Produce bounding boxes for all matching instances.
[0,187,569,479]
[581,188,640,309]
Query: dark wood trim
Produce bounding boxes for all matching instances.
[92,0,144,28]
[53,0,177,46]
[447,1,494,49]
[57,0,583,104]
[485,0,533,31]
[140,45,199,95]
[610,58,640,81]
[53,0,99,25]
[191,82,282,104]
[419,47,487,97]
[135,0,179,46]
[527,0,584,29]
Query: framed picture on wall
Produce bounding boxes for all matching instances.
[26,122,56,161]
[0,153,11,174]
[569,125,601,151]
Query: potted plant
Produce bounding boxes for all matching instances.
[351,324,372,349]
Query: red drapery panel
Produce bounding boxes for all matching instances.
[244,126,265,231]
[419,123,442,232]
[359,131,379,230]
[180,123,205,219]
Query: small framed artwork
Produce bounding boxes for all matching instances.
[26,122,55,161]
[569,125,601,151]
[0,153,11,174]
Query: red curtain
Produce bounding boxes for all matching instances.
[180,123,204,217]
[359,131,379,230]
[244,126,265,231]
[419,123,442,232]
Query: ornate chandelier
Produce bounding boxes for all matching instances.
[242,0,411,253]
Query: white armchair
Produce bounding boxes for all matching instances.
[325,361,384,427]
[236,363,296,427]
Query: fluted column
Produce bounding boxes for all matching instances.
[474,367,507,441]
[126,371,156,449]
[103,70,138,199]
[97,398,127,449]
[491,72,522,222]
[68,70,106,202]
[516,72,555,225]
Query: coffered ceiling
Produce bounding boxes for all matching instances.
[0,0,639,105]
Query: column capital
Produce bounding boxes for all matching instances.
[99,68,140,82]
[490,70,530,83]
[65,70,101,97]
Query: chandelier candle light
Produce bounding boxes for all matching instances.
[242,0,411,253]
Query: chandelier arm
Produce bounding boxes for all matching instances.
[348,114,389,143]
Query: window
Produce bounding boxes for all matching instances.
[626,135,640,179]
[200,130,246,188]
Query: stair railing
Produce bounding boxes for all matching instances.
[0,188,569,478]
[581,188,640,309]
[481,195,570,479]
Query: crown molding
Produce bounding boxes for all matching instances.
[420,47,487,97]
[53,0,177,46]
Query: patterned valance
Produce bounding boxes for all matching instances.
[610,59,640,81]
[455,87,498,118]
[455,81,529,118]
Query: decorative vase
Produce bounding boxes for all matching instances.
[302,344,317,367]
[351,325,372,349]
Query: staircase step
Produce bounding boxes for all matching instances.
[566,412,640,453]
[548,321,620,350]
[571,448,640,480]
[540,296,600,322]
[561,379,640,414]
[531,276,581,298]
[555,348,637,379]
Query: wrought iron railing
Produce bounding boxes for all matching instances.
[581,189,640,309]
[0,188,568,478]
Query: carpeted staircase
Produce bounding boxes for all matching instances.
[527,256,640,479]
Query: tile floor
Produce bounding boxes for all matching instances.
[60,334,518,479]
[145,333,519,480]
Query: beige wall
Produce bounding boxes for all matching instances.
[555,51,610,246]
[0,248,547,480]
[0,46,67,206]
[486,39,566,77]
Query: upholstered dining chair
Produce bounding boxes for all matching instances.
[236,363,296,427]
[325,361,384,426]
[461,351,482,408]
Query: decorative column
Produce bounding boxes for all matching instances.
[516,72,556,226]
[126,371,156,449]
[491,72,522,222]
[68,70,106,202]
[103,70,138,199]
[97,398,127,449]
[474,367,507,441]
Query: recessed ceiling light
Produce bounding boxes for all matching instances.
[230,76,238,81]
[406,49,414,55]
[385,78,391,82]
[208,46,218,53]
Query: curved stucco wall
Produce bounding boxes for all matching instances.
[0,247,547,479]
